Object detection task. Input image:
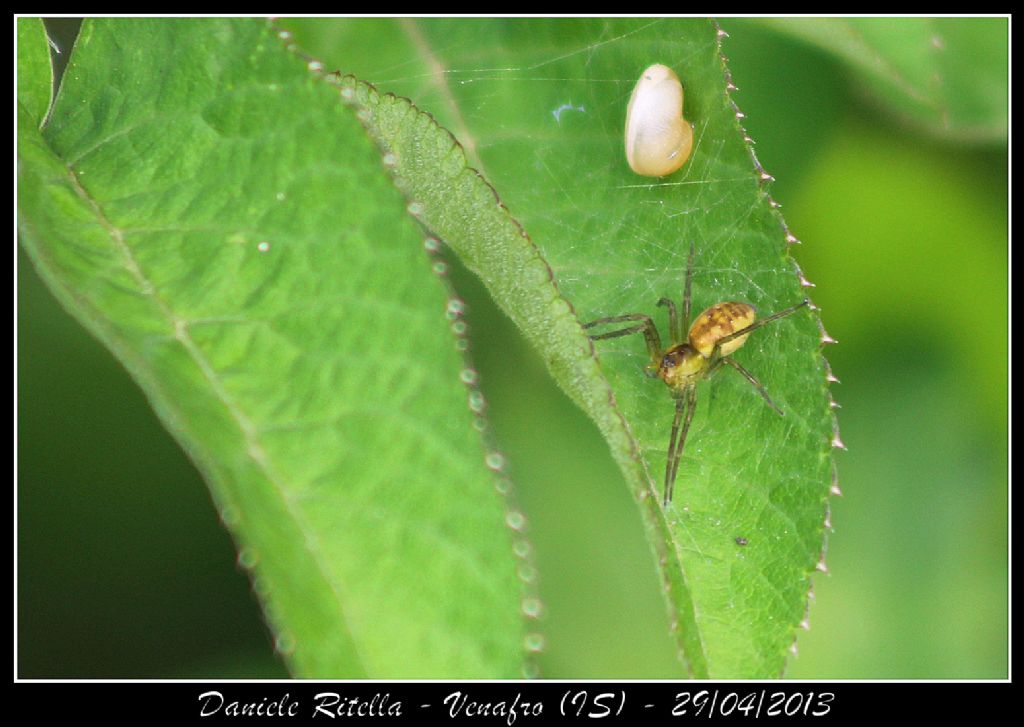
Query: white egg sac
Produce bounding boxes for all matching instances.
[624,64,694,177]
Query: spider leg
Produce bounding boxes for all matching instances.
[682,242,695,342]
[584,313,663,362]
[721,357,784,415]
[664,385,697,505]
[663,397,684,504]
[656,298,679,345]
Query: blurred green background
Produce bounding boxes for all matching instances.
[18,18,1007,678]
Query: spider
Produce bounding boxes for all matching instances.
[583,243,809,506]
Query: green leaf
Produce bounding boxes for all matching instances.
[284,18,836,677]
[754,17,1008,142]
[18,18,529,678]
[17,17,53,126]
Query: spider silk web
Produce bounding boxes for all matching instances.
[288,17,836,679]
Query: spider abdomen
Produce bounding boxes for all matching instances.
[688,302,757,358]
